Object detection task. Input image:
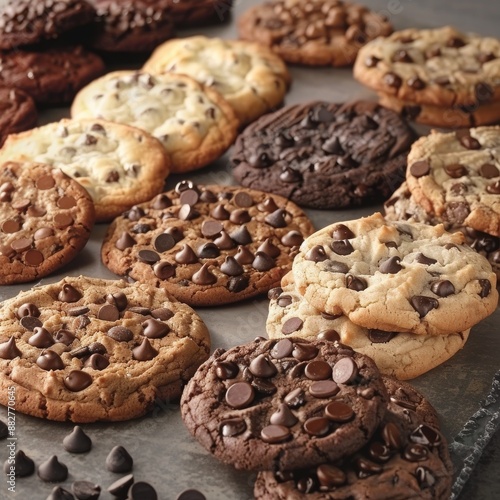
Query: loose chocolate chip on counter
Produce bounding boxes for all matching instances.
[132,338,158,361]
[106,446,134,474]
[379,256,402,274]
[270,403,298,427]
[305,360,333,380]
[309,380,340,398]
[38,456,68,482]
[282,317,303,335]
[29,327,55,348]
[431,280,455,297]
[225,381,255,409]
[107,474,134,498]
[64,370,93,392]
[72,481,101,500]
[176,489,206,500]
[486,180,500,194]
[58,284,82,303]
[0,337,22,359]
[63,426,92,453]
[332,357,358,384]
[305,245,327,262]
[271,338,294,359]
[261,424,291,443]
[409,161,430,177]
[37,350,65,371]
[45,486,74,500]
[128,481,157,500]
[410,296,439,317]
[368,330,397,343]
[478,279,492,297]
[115,232,136,250]
[3,450,35,477]
[107,326,133,342]
[142,318,169,339]
[249,354,278,378]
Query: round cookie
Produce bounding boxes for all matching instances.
[0,87,37,147]
[168,0,233,26]
[143,36,291,126]
[292,212,498,335]
[0,45,105,105]
[85,0,175,53]
[0,118,170,222]
[405,127,500,237]
[266,278,470,380]
[101,182,315,307]
[0,276,210,422]
[181,337,388,471]
[231,101,416,209]
[0,162,95,285]
[353,26,500,126]
[71,71,239,173]
[254,381,452,499]
[0,0,95,50]
[238,0,393,67]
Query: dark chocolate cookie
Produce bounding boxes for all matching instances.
[0,87,37,147]
[231,101,417,209]
[85,0,175,53]
[181,337,388,471]
[0,0,95,50]
[169,0,233,26]
[254,377,452,499]
[0,45,105,105]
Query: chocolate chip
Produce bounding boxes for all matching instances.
[270,403,298,427]
[410,161,430,177]
[151,194,172,209]
[225,382,255,409]
[478,279,492,298]
[403,443,429,462]
[234,245,254,264]
[252,251,275,271]
[106,445,133,473]
[410,296,439,317]
[107,474,134,498]
[175,180,196,194]
[128,482,157,500]
[191,263,217,285]
[0,337,22,359]
[64,370,92,392]
[20,316,43,331]
[115,232,136,250]
[346,274,367,291]
[215,361,239,379]
[444,163,467,178]
[431,280,455,297]
[365,55,380,67]
[54,329,76,345]
[38,456,68,482]
[72,480,101,500]
[486,180,500,194]
[227,275,249,293]
[153,261,176,280]
[304,417,331,437]
[271,339,294,359]
[17,303,40,318]
[292,343,318,361]
[356,457,383,476]
[37,350,64,371]
[317,329,341,342]
[201,220,223,238]
[142,318,169,339]
[456,129,481,149]
[265,208,289,228]
[384,72,402,88]
[284,388,305,408]
[330,240,354,255]
[332,357,358,384]
[58,284,82,303]
[309,380,340,398]
[411,425,441,447]
[175,244,198,264]
[230,225,252,245]
[46,486,74,500]
[368,330,397,343]
[220,256,243,276]
[249,354,277,378]
[164,227,184,242]
[220,419,246,437]
[382,422,403,450]
[210,204,230,220]
[229,209,251,224]
[325,401,354,422]
[84,353,109,370]
[277,294,293,307]
[282,317,303,335]
[305,245,327,262]
[178,204,199,221]
[63,426,92,453]
[3,450,34,477]
[317,464,347,488]
[98,304,120,321]
[214,231,236,250]
[29,327,55,348]
[138,249,160,265]
[479,163,499,178]
[233,191,253,208]
[68,306,90,317]
[132,338,158,361]
[305,360,332,380]
[179,189,199,206]
[261,424,290,443]
[152,233,175,253]
[379,256,402,274]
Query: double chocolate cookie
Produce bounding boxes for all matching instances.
[101,182,315,306]
[181,337,388,471]
[231,101,417,209]
[0,276,210,422]
[0,87,37,147]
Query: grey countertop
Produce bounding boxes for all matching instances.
[1,0,500,498]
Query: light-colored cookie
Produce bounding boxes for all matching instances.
[405,127,500,237]
[0,162,95,285]
[0,276,210,423]
[0,118,170,222]
[71,71,239,173]
[267,277,470,380]
[143,36,291,126]
[101,182,315,307]
[292,212,498,335]
[238,0,393,67]
[353,26,500,113]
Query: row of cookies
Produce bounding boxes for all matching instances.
[181,335,454,498]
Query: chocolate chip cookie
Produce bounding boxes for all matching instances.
[143,36,291,126]
[0,162,95,285]
[0,87,37,147]
[406,127,500,237]
[181,337,388,471]
[0,118,170,222]
[0,0,95,50]
[101,182,315,306]
[353,26,500,127]
[254,378,452,499]
[292,213,498,335]
[0,45,105,105]
[267,276,470,380]
[0,276,210,422]
[231,101,416,209]
[71,71,238,173]
[238,0,393,67]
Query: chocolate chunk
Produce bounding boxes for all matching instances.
[249,355,277,378]
[58,284,82,303]
[191,263,217,285]
[379,256,402,273]
[309,380,340,398]
[3,450,34,477]
[175,244,198,264]
[153,261,176,280]
[305,360,332,380]
[106,445,133,473]
[410,296,439,317]
[107,326,133,342]
[72,481,101,500]
[282,317,303,335]
[410,161,430,177]
[368,330,397,343]
[107,474,134,498]
[0,337,22,359]
[332,357,358,384]
[260,424,291,443]
[304,417,331,437]
[271,338,294,359]
[431,280,455,297]
[128,481,157,500]
[29,327,55,348]
[325,401,354,422]
[63,426,92,453]
[270,403,298,427]
[305,245,327,262]
[38,456,68,482]
[115,232,136,250]
[478,279,492,297]
[64,370,93,392]
[284,388,306,408]
[132,338,158,361]
[225,382,255,409]
[37,350,64,371]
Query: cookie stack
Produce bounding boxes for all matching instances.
[266,212,498,380]
[353,26,500,128]
[385,126,500,285]
[181,336,454,498]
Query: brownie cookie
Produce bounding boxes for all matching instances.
[0,118,170,222]
[0,162,95,285]
[143,36,291,126]
[231,101,416,209]
[353,26,500,127]
[0,87,37,147]
[238,0,393,67]
[0,0,95,50]
[292,213,498,335]
[266,278,470,380]
[0,45,105,105]
[101,182,315,306]
[71,71,238,173]
[405,127,500,237]
[85,0,175,53]
[181,337,388,471]
[254,382,452,499]
[168,0,233,26]
[0,276,210,422]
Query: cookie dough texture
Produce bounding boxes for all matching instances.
[181,337,388,471]
[0,118,170,222]
[292,213,498,335]
[406,127,500,237]
[238,0,393,67]
[71,71,238,173]
[143,36,291,126]
[0,162,95,285]
[267,278,470,380]
[231,100,416,209]
[102,183,315,306]
[0,276,210,422]
[0,87,37,147]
